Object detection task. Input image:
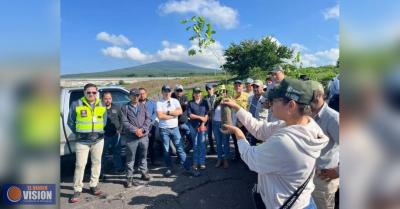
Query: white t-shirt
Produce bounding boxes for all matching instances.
[156,97,181,129]
[213,105,222,122]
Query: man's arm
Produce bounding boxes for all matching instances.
[169,107,182,116]
[157,111,175,120]
[67,102,77,134]
[141,105,151,134]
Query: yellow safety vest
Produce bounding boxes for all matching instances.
[75,97,106,133]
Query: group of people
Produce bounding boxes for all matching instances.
[67,65,340,209]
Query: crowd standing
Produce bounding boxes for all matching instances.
[67,65,340,209]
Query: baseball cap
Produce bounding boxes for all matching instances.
[193,87,202,93]
[252,79,264,87]
[161,84,171,92]
[271,65,284,73]
[234,80,242,84]
[272,79,313,105]
[308,80,324,92]
[245,78,254,84]
[175,84,184,91]
[129,88,140,96]
[205,83,214,89]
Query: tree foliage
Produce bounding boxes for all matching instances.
[181,16,216,56]
[222,37,293,78]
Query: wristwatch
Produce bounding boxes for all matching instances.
[167,111,170,115]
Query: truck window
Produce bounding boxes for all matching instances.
[69,90,84,107]
[100,89,130,106]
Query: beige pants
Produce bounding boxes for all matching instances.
[312,176,339,209]
[73,140,104,192]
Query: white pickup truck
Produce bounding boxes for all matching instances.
[60,85,189,159]
[60,86,130,156]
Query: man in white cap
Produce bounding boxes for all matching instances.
[245,78,254,97]
[247,80,268,145]
[271,65,285,85]
[308,80,339,209]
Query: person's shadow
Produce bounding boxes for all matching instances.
[128,154,257,209]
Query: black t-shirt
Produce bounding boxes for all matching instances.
[171,93,189,124]
[104,103,122,136]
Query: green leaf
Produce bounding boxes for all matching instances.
[180,19,189,24]
[188,49,196,56]
[199,16,205,24]
[189,36,196,41]
[191,16,197,22]
[185,26,192,31]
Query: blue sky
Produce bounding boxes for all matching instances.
[61,0,339,75]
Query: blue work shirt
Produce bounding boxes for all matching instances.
[143,99,157,125]
[187,99,209,128]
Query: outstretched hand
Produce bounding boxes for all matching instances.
[223,124,245,140]
[221,98,241,111]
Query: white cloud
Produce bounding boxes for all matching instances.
[101,46,126,58]
[291,43,308,52]
[159,0,239,29]
[126,47,153,62]
[323,4,339,20]
[100,39,225,68]
[302,48,339,67]
[96,32,132,46]
[287,42,338,67]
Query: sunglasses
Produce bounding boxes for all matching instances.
[167,101,171,107]
[86,91,97,95]
[176,89,183,92]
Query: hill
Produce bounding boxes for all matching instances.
[62,61,220,78]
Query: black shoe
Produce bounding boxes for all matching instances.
[126,177,134,188]
[69,192,81,203]
[185,167,201,177]
[89,186,103,196]
[141,172,151,181]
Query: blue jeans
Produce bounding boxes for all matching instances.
[101,133,122,172]
[304,197,317,209]
[212,121,230,160]
[190,125,206,165]
[159,127,190,169]
[179,122,193,149]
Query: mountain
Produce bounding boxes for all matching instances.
[62,61,220,78]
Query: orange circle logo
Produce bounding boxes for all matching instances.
[7,186,22,202]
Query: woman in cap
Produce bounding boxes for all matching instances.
[222,79,328,209]
[187,87,209,170]
[212,85,231,168]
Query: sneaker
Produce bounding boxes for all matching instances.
[192,163,198,170]
[215,160,222,168]
[200,164,206,170]
[69,192,81,203]
[164,169,172,177]
[141,171,151,181]
[89,186,103,196]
